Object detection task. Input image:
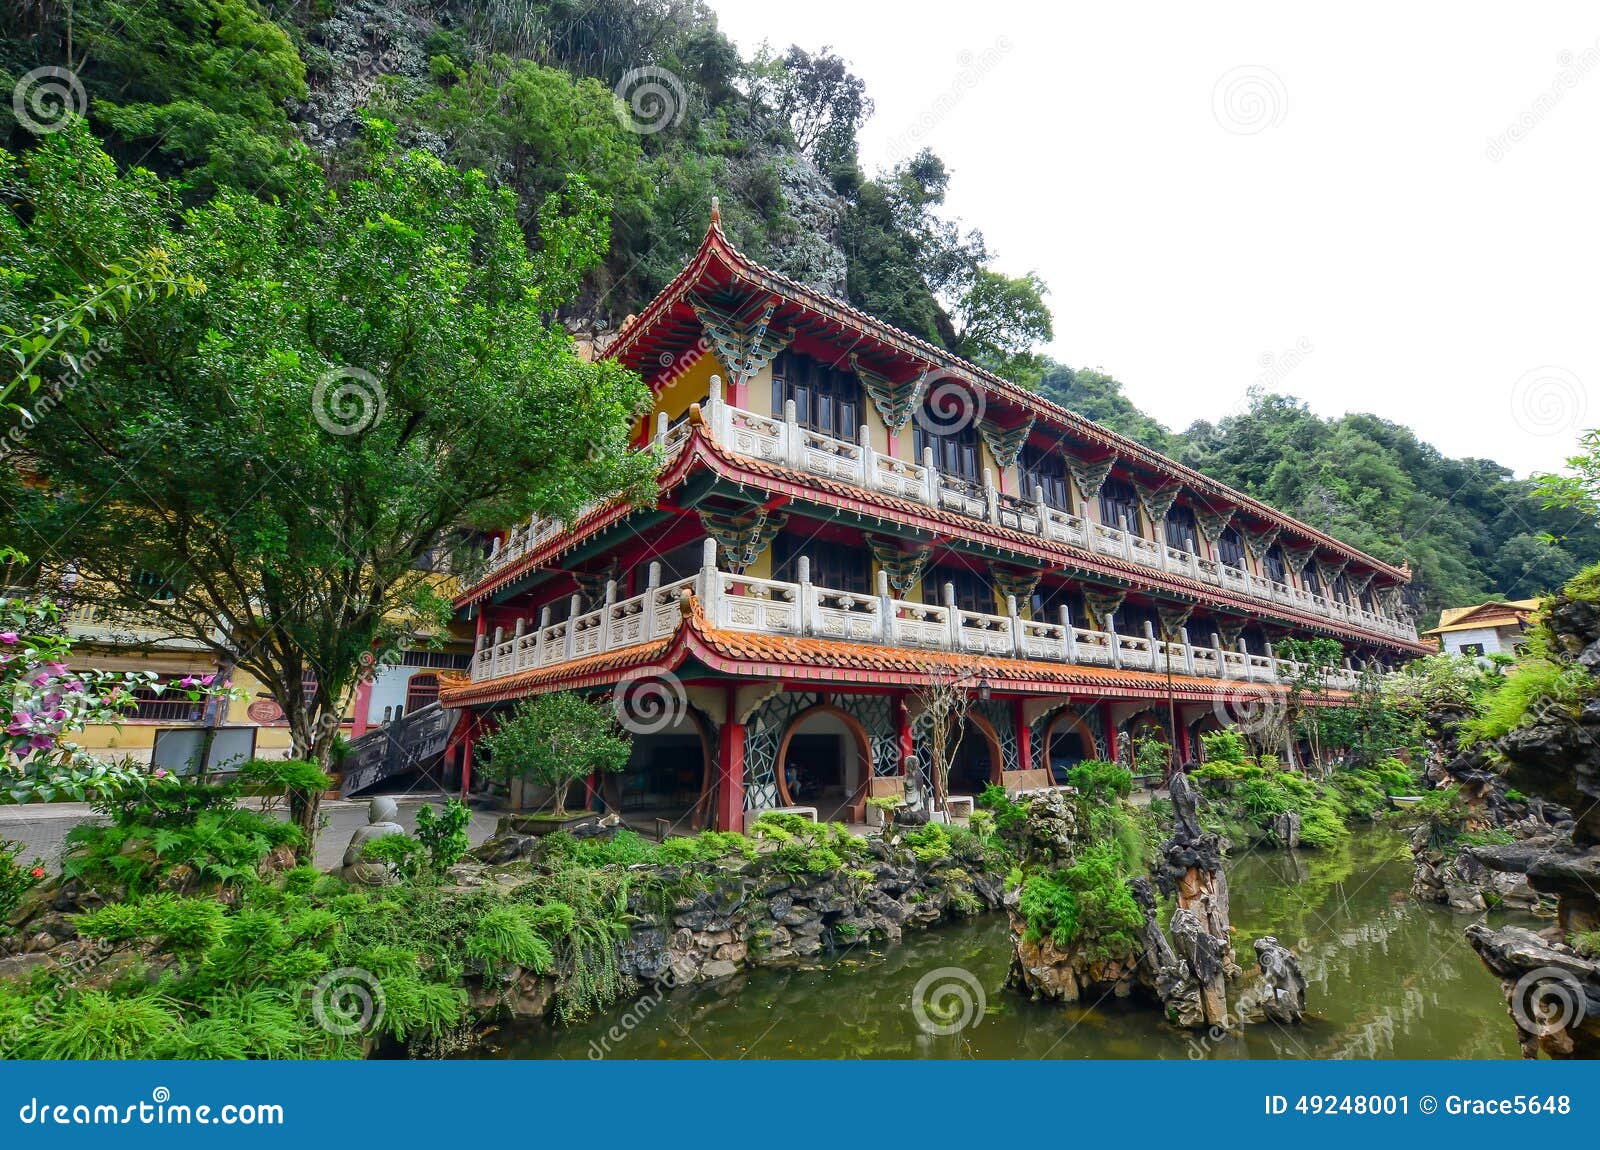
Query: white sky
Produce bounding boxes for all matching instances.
[708,0,1599,478]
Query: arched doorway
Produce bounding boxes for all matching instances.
[1121,709,1170,772]
[945,713,1003,798]
[1043,709,1097,783]
[602,705,716,834]
[1189,713,1225,760]
[776,705,873,822]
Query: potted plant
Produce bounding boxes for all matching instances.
[478,692,630,835]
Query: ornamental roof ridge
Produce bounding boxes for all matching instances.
[608,209,1410,584]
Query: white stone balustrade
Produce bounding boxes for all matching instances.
[473,375,1418,644]
[468,540,1378,691]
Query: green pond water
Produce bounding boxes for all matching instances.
[492,829,1527,1060]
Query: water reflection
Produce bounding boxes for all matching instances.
[491,830,1523,1060]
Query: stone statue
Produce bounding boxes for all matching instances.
[339,796,408,885]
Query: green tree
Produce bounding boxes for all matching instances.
[952,268,1053,384]
[2,0,307,193]
[1,122,655,852]
[478,693,631,816]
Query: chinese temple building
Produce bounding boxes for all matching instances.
[439,205,1428,832]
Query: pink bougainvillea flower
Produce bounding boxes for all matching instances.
[153,768,169,780]
[27,734,51,750]
[0,632,18,644]
[178,675,200,689]
[199,674,216,687]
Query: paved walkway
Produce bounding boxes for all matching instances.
[0,795,502,872]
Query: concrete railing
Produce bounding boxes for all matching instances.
[468,538,1377,691]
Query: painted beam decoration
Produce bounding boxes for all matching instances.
[1214,617,1247,649]
[1133,481,1181,529]
[1082,589,1127,630]
[978,416,1036,472]
[1192,505,1235,544]
[1066,454,1116,504]
[1240,524,1282,561]
[852,354,928,435]
[1155,601,1195,640]
[1315,555,1350,591]
[865,535,934,594]
[698,508,788,573]
[688,294,792,387]
[987,563,1042,607]
[1279,542,1317,580]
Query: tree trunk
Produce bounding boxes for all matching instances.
[552,777,570,818]
[285,707,335,863]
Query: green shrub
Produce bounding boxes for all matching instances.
[901,823,952,863]
[414,799,472,875]
[1198,728,1251,765]
[1573,931,1600,959]
[360,834,425,880]
[1018,843,1144,961]
[976,784,1027,834]
[0,840,45,922]
[63,800,302,895]
[76,893,227,954]
[465,905,557,978]
[1296,802,1350,849]
[238,758,334,796]
[1066,760,1133,800]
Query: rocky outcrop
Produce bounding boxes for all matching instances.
[1459,583,1600,1057]
[1003,777,1250,1030]
[1466,925,1600,1059]
[1252,936,1307,1025]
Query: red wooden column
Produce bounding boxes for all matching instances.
[1174,710,1192,767]
[351,675,375,739]
[457,711,478,800]
[716,686,746,832]
[1101,699,1119,764]
[896,695,915,772]
[1013,697,1031,773]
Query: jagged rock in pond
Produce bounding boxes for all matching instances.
[1464,924,1600,1059]
[1267,809,1301,849]
[1158,773,1238,981]
[1252,936,1308,1025]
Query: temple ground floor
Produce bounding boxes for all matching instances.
[441,681,1248,835]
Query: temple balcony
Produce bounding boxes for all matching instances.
[473,378,1419,646]
[468,539,1380,691]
